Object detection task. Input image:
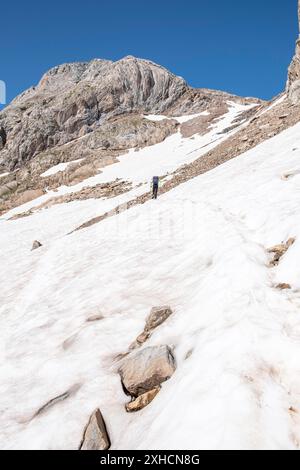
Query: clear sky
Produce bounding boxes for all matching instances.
[0,0,298,107]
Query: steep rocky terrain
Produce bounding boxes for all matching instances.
[0,56,258,171]
[1,0,300,453]
[287,1,300,103]
[0,56,262,215]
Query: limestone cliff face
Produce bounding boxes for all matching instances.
[0,56,257,170]
[287,0,300,103]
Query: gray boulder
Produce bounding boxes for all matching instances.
[31,240,42,251]
[79,408,110,451]
[119,345,176,397]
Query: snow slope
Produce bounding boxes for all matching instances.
[1,117,300,450]
[4,101,256,220]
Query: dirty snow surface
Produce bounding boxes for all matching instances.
[1,113,300,450]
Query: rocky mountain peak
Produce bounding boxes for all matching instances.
[0,56,255,170]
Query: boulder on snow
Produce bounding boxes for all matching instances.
[145,306,173,332]
[125,386,161,413]
[119,345,176,397]
[79,408,110,450]
[31,240,42,251]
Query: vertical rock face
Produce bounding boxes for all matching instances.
[287,1,300,103]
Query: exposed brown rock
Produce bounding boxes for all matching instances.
[119,345,176,398]
[267,238,295,266]
[145,306,173,331]
[129,331,151,351]
[128,306,173,351]
[275,283,292,290]
[14,188,44,206]
[79,408,110,451]
[9,180,132,220]
[125,387,161,413]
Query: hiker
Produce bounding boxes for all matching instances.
[151,176,159,199]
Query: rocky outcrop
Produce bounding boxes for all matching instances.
[119,345,176,397]
[287,1,300,103]
[0,56,259,171]
[0,57,186,169]
[79,409,110,450]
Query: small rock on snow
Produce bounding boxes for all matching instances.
[79,408,110,451]
[31,240,43,251]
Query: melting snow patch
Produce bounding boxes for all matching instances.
[41,158,84,177]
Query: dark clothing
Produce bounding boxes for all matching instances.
[152,176,159,199]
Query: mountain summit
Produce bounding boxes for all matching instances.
[0,56,258,170]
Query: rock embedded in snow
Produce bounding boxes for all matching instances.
[275,283,292,290]
[79,409,110,450]
[145,306,173,332]
[119,345,176,397]
[268,238,295,266]
[129,331,151,351]
[129,306,173,350]
[125,387,161,413]
[86,314,104,322]
[31,240,42,251]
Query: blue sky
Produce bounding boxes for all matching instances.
[0,0,298,106]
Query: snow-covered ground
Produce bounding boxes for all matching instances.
[144,111,210,123]
[4,101,256,220]
[1,110,300,450]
